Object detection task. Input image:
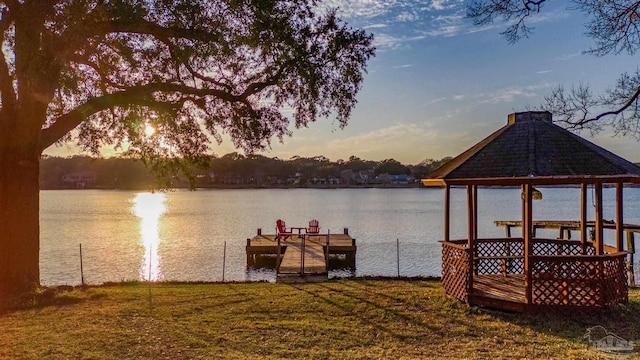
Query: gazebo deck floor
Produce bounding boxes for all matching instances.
[469,274,527,312]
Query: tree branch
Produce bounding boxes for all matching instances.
[467,0,546,43]
[588,85,640,122]
[60,19,224,59]
[39,82,243,151]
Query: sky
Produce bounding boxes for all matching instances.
[45,0,640,165]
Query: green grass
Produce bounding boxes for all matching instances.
[1,279,639,359]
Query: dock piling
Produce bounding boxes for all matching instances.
[246,238,254,266]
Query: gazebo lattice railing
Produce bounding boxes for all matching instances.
[441,238,628,310]
[441,241,471,302]
[530,253,627,307]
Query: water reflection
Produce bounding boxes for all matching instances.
[132,192,166,281]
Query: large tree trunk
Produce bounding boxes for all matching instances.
[0,135,41,300]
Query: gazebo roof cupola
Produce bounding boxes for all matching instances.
[423,111,640,186]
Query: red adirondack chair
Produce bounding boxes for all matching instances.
[276,219,293,241]
[306,219,320,234]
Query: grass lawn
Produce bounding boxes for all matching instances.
[1,279,639,359]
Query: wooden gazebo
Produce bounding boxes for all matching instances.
[422,111,640,313]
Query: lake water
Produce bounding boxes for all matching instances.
[39,187,640,285]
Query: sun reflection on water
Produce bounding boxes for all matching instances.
[132,192,166,281]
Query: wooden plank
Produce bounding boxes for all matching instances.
[581,184,588,254]
[471,274,526,304]
[444,185,450,242]
[523,183,533,305]
[278,238,326,275]
[595,183,604,255]
[467,185,475,292]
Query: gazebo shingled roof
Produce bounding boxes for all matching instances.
[425,111,640,183]
[423,111,640,313]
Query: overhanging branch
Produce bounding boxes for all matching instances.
[580,85,640,127]
[39,82,243,151]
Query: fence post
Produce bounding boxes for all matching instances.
[222,241,227,282]
[627,232,635,286]
[300,236,305,276]
[396,238,400,277]
[79,243,85,286]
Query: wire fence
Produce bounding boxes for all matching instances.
[59,241,640,287]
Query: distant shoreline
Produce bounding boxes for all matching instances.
[40,183,423,191]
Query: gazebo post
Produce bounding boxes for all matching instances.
[467,185,475,290]
[616,182,624,252]
[473,185,478,242]
[580,183,588,255]
[594,183,604,255]
[444,184,450,242]
[523,183,533,305]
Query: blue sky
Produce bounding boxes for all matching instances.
[45,0,640,164]
[262,0,639,164]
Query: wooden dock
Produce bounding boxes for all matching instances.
[246,229,356,282]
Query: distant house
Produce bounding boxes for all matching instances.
[340,169,356,185]
[378,174,415,185]
[62,171,97,188]
[340,169,376,185]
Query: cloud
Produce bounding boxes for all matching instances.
[558,53,581,61]
[422,94,466,105]
[427,0,463,11]
[392,64,414,68]
[427,97,448,104]
[478,83,552,104]
[321,0,399,19]
[536,70,552,74]
[372,33,427,49]
[422,13,467,37]
[313,124,450,162]
[364,23,388,29]
[396,11,420,22]
[321,0,469,48]
[264,123,477,163]
[322,0,569,50]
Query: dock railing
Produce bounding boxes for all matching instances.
[325,230,330,270]
[276,235,281,276]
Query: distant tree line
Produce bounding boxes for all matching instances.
[40,154,452,190]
